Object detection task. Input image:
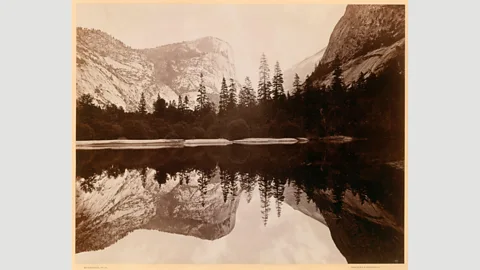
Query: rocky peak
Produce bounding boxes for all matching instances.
[142,36,237,106]
[320,5,405,65]
[76,27,178,112]
[312,4,405,87]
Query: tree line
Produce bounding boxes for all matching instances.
[77,51,404,140]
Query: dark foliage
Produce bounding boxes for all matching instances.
[227,119,250,140]
[76,52,404,141]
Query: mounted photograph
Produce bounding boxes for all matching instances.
[74,2,406,265]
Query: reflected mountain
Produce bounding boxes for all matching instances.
[75,140,404,263]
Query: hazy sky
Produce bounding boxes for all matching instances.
[76,4,346,82]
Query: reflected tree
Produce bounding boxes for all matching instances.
[140,167,147,188]
[272,177,286,218]
[220,168,230,203]
[197,170,209,207]
[258,175,273,226]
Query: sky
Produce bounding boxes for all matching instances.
[76,4,346,83]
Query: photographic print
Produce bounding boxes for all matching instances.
[74,1,407,267]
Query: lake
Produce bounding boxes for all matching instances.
[74,139,405,264]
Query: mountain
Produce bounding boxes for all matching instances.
[283,184,404,264]
[76,27,178,112]
[311,4,405,87]
[76,28,238,111]
[76,183,347,264]
[142,36,238,106]
[75,168,241,253]
[311,188,404,263]
[283,48,325,93]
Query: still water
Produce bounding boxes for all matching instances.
[75,140,404,264]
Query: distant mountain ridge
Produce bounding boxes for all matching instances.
[283,47,326,93]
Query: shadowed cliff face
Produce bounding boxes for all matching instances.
[321,5,405,65]
[313,4,405,87]
[313,188,404,264]
[284,181,404,264]
[75,168,241,253]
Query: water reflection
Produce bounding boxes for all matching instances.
[75,141,404,264]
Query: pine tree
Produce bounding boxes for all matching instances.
[259,175,272,226]
[184,95,189,109]
[329,54,345,133]
[238,79,250,108]
[178,94,184,111]
[228,171,237,200]
[138,92,147,114]
[272,178,286,218]
[331,54,345,93]
[228,78,237,111]
[219,77,229,115]
[220,168,230,203]
[198,173,209,207]
[196,73,208,110]
[239,76,256,108]
[246,77,256,107]
[239,172,256,203]
[294,183,302,205]
[272,61,285,100]
[153,94,166,117]
[257,53,271,102]
[293,73,302,96]
[238,77,254,108]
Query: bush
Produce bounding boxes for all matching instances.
[206,124,223,139]
[280,122,303,138]
[201,113,216,130]
[122,120,157,139]
[77,123,95,140]
[192,127,206,139]
[173,122,190,139]
[151,119,171,138]
[268,122,281,138]
[90,120,123,139]
[164,131,180,139]
[227,119,250,140]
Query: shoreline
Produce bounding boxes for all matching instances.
[76,137,309,149]
[75,136,361,150]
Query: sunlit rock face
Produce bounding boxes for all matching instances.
[75,169,159,253]
[76,28,178,112]
[76,28,238,111]
[144,170,242,240]
[75,169,241,253]
[142,36,238,107]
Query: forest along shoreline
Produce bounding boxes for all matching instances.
[75,136,361,149]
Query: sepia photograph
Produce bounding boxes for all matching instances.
[74,2,406,266]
